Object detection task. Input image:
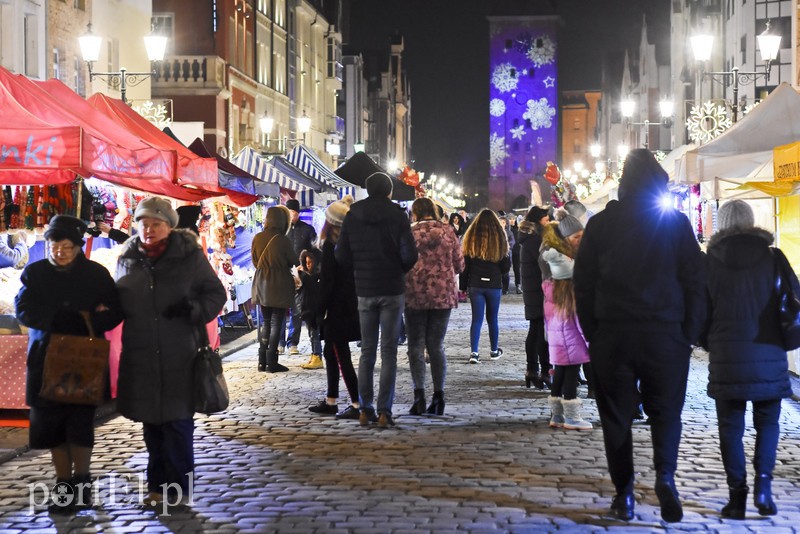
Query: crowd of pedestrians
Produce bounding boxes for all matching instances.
[12,151,799,524]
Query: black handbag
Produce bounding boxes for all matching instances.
[773,247,800,351]
[194,326,229,414]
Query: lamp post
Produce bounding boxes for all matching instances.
[79,23,167,104]
[620,97,674,149]
[259,112,311,154]
[691,21,781,123]
[297,111,311,145]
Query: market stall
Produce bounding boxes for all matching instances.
[285,144,361,198]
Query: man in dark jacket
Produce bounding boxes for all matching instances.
[282,198,317,355]
[573,149,706,523]
[335,172,418,428]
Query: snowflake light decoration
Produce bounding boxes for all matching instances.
[523,98,556,130]
[489,132,509,169]
[490,99,506,117]
[492,63,519,93]
[686,101,732,143]
[132,100,172,129]
[742,101,761,116]
[510,125,526,140]
[526,35,556,67]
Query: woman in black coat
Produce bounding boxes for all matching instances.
[16,215,123,512]
[704,200,794,520]
[307,196,361,419]
[518,206,550,388]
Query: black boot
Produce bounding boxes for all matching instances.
[409,389,426,415]
[258,343,267,372]
[721,485,748,519]
[266,347,288,373]
[72,473,93,509]
[427,391,445,415]
[754,474,777,516]
[608,492,634,521]
[48,478,75,514]
[654,472,683,523]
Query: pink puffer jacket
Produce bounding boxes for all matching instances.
[542,279,590,366]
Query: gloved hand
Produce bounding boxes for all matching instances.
[163,297,193,319]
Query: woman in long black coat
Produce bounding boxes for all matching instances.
[518,206,550,389]
[704,200,794,520]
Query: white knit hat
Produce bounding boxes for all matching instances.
[325,195,354,226]
[542,248,574,280]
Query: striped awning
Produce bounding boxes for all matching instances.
[285,145,360,199]
[232,147,322,207]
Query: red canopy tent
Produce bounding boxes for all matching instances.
[84,92,257,207]
[0,66,215,202]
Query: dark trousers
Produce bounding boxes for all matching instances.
[525,318,550,376]
[551,364,579,400]
[590,328,690,495]
[259,306,287,366]
[512,249,521,287]
[142,419,194,495]
[323,340,359,402]
[715,398,781,488]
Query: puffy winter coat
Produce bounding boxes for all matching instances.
[704,227,792,401]
[251,206,299,309]
[16,253,123,406]
[115,229,226,424]
[518,220,544,320]
[542,279,590,366]
[405,220,464,309]
[335,196,418,297]
[287,219,317,257]
[317,239,360,343]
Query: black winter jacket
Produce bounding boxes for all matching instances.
[518,220,545,320]
[704,227,792,401]
[461,256,511,290]
[573,198,706,344]
[287,219,317,258]
[335,196,418,297]
[318,239,360,342]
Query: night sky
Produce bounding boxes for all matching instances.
[347,0,670,188]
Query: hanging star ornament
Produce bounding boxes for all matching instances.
[543,76,555,88]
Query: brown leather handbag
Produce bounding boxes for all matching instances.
[39,311,110,405]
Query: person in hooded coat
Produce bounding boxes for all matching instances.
[703,199,794,519]
[115,197,226,506]
[251,205,299,373]
[573,148,706,523]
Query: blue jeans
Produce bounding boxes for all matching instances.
[307,324,322,355]
[469,287,502,353]
[282,301,302,348]
[142,419,194,496]
[357,294,404,416]
[715,398,781,487]
[405,308,451,392]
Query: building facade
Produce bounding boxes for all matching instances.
[1,0,48,80]
[560,90,601,177]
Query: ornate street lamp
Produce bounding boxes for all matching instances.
[297,111,311,144]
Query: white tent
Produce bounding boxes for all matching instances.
[674,83,800,198]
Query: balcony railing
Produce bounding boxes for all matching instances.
[151,55,226,90]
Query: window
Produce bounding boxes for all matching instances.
[73,0,85,10]
[23,13,38,77]
[525,160,533,172]
[53,48,60,80]
[740,34,746,64]
[0,4,12,69]
[573,139,581,153]
[152,13,174,55]
[512,141,519,152]
[573,117,581,130]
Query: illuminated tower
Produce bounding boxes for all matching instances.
[487,14,559,210]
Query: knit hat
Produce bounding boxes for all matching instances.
[525,205,550,223]
[325,195,354,226]
[366,172,394,197]
[176,205,202,235]
[542,248,574,280]
[718,200,754,231]
[45,215,88,245]
[285,199,301,212]
[557,214,584,238]
[134,196,178,228]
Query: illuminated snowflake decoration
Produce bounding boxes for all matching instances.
[489,132,509,169]
[743,101,761,116]
[686,101,732,143]
[492,63,519,93]
[523,98,556,130]
[537,137,543,144]
[133,100,172,129]
[490,99,506,117]
[654,151,666,163]
[526,35,556,67]
[510,125,526,140]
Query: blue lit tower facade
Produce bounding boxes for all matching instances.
[487,16,559,210]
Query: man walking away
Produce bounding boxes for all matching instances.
[335,172,418,428]
[573,149,706,523]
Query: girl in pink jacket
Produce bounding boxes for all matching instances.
[540,212,592,431]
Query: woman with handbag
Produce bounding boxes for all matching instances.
[251,205,299,373]
[15,215,123,513]
[703,199,794,519]
[115,197,226,507]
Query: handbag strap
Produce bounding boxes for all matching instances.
[78,310,97,339]
[255,234,279,269]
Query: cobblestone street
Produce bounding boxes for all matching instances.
[1,294,800,532]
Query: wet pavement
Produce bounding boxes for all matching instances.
[1,294,800,532]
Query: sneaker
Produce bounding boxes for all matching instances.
[377,412,396,428]
[300,354,323,369]
[490,348,504,360]
[468,353,480,364]
[359,408,378,426]
[288,346,300,355]
[277,345,286,355]
[308,400,338,415]
[335,405,361,420]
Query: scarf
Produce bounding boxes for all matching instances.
[139,238,169,260]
